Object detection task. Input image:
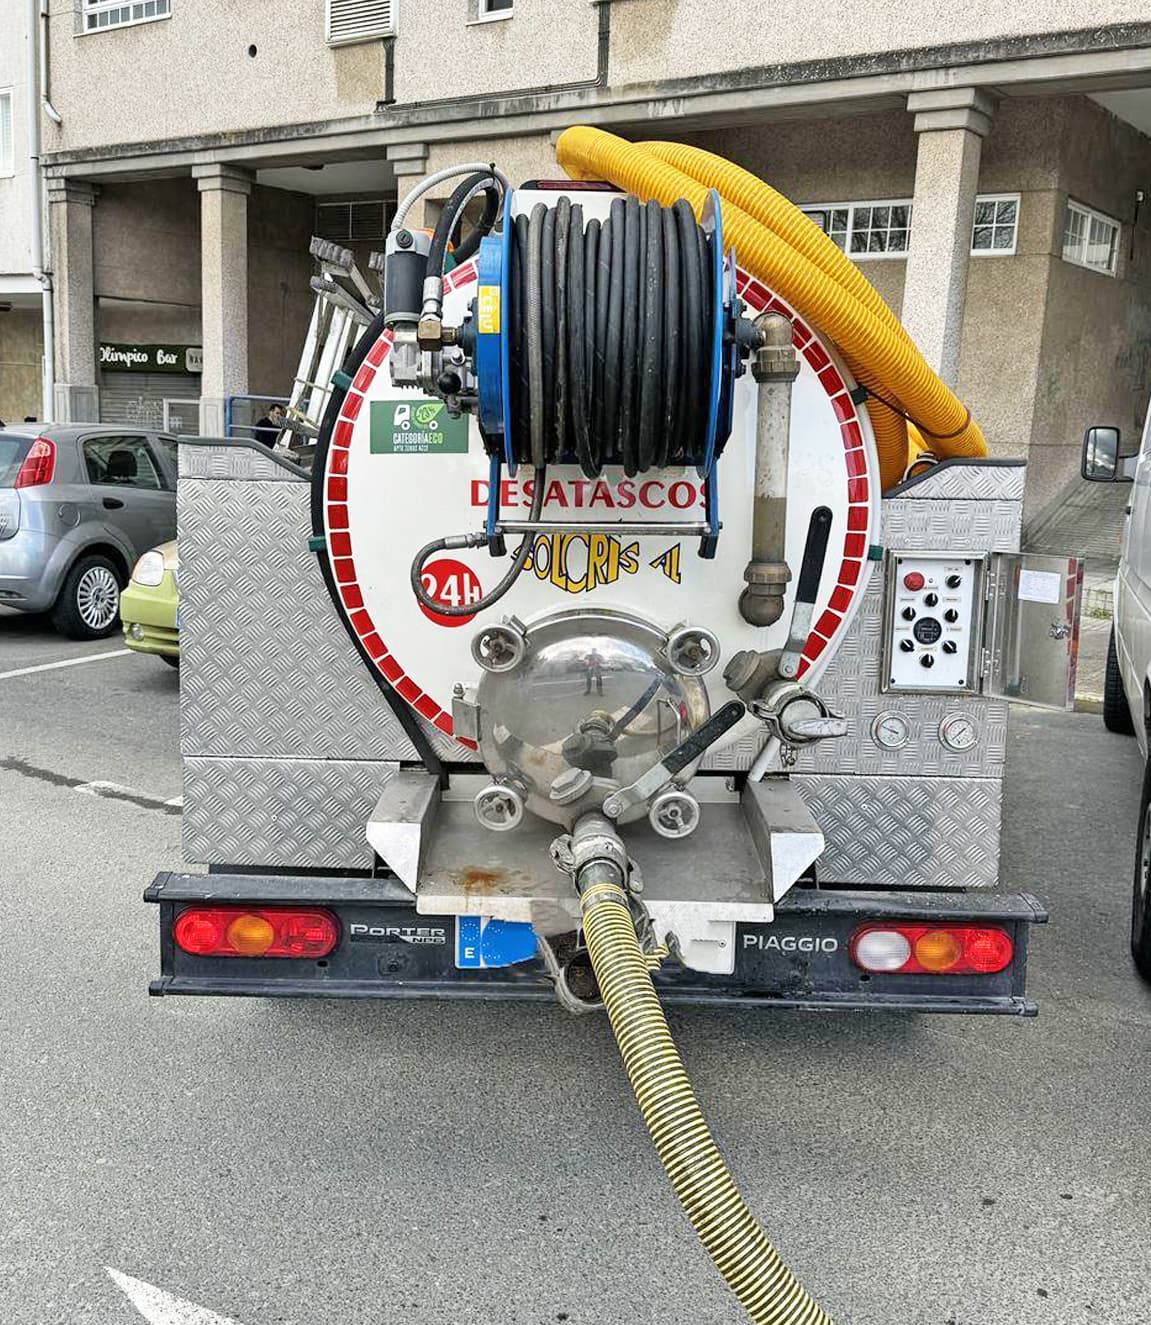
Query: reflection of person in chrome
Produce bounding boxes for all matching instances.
[582,647,605,696]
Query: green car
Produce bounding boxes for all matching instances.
[120,540,180,667]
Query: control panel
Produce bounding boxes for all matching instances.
[883,553,985,693]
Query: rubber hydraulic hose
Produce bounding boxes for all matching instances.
[427,172,499,282]
[555,126,987,491]
[580,878,833,1325]
[408,466,546,618]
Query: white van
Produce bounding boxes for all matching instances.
[1082,420,1151,980]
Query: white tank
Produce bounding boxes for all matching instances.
[322,189,882,771]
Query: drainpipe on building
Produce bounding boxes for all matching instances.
[27,0,58,422]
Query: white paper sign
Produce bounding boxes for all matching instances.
[1018,568,1062,605]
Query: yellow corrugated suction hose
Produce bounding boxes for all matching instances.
[555,125,986,491]
[580,878,833,1324]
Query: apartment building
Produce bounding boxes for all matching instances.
[0,0,48,423]
[28,1,1151,518]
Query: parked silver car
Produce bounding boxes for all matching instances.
[0,424,177,639]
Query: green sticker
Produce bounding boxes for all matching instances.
[370,398,469,455]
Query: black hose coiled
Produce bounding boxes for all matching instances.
[506,195,713,477]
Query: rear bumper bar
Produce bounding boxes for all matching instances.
[145,872,1047,1016]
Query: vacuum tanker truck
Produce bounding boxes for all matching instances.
[145,128,1081,1323]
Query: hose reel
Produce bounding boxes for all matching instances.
[388,171,752,579]
[475,187,743,558]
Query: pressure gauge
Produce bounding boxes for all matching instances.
[939,713,979,752]
[871,711,911,750]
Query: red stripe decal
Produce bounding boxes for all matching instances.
[414,694,440,721]
[805,342,830,372]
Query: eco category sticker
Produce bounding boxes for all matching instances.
[370,398,469,455]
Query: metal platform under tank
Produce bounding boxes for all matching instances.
[366,771,825,973]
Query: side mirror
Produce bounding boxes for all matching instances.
[1082,426,1123,482]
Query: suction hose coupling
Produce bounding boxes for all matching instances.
[573,811,834,1325]
[740,312,798,629]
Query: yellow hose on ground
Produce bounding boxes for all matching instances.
[580,878,833,1325]
[555,126,986,491]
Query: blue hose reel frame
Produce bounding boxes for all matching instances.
[472,187,738,557]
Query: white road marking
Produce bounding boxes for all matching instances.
[107,1269,249,1325]
[0,648,130,680]
[75,780,181,811]
[76,780,149,799]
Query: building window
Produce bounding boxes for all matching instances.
[82,0,170,32]
[801,200,912,258]
[1062,199,1120,276]
[316,200,389,244]
[469,0,513,18]
[971,194,1019,256]
[0,92,12,178]
[325,0,395,45]
[804,193,1022,261]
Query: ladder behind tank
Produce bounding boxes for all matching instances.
[276,237,381,462]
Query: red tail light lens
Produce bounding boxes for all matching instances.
[174,906,338,958]
[850,923,1013,976]
[14,438,56,489]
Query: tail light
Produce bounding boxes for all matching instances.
[14,438,56,489]
[850,923,1014,976]
[174,906,338,958]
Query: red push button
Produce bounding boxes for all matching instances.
[903,571,925,591]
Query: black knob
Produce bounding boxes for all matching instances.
[901,606,916,621]
[946,574,962,589]
[899,639,915,653]
[942,640,958,654]
[924,592,939,607]
[396,229,414,250]
[920,654,935,668]
[944,609,959,623]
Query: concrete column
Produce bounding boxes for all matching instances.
[387,141,429,223]
[193,164,253,436]
[46,179,99,422]
[901,88,995,387]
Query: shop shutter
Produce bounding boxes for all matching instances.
[99,372,200,429]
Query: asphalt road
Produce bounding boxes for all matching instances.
[2,607,1150,1325]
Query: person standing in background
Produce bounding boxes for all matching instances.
[253,403,286,449]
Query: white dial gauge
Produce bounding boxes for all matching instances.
[939,713,979,752]
[871,711,911,750]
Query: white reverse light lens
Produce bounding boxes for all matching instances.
[130,622,144,640]
[853,929,912,972]
[132,550,165,586]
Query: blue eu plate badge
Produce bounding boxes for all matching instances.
[455,915,538,969]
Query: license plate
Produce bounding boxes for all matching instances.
[174,604,181,630]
